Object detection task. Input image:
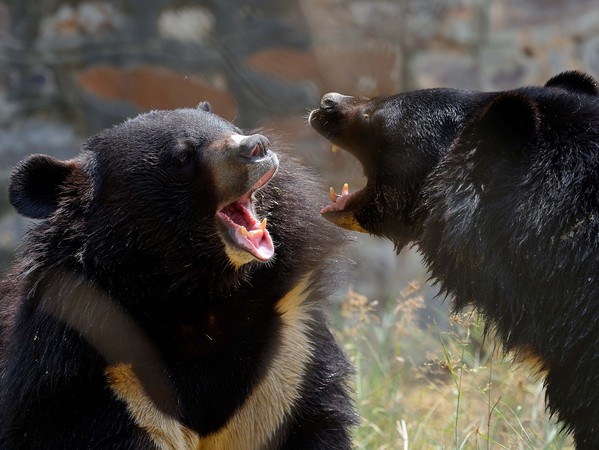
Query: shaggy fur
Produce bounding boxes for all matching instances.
[0,105,356,449]
[309,71,599,448]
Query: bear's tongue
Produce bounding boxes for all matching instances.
[218,196,274,261]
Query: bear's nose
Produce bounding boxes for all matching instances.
[320,92,352,110]
[231,134,269,160]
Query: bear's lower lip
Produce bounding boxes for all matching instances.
[320,182,369,233]
[216,166,277,262]
[320,184,360,215]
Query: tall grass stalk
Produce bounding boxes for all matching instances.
[333,283,574,449]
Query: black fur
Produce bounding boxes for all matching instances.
[0,106,357,449]
[310,71,599,448]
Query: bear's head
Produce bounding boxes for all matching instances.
[9,103,281,281]
[309,71,599,250]
[309,88,483,248]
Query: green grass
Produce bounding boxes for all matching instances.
[333,283,574,449]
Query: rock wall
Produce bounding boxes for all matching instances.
[1,0,598,299]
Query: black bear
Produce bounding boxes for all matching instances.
[0,103,357,449]
[309,71,599,448]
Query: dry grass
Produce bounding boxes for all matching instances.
[333,283,575,450]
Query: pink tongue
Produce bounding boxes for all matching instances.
[233,226,274,261]
[218,195,275,261]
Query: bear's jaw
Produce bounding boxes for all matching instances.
[217,196,274,262]
[216,166,276,265]
[320,182,369,233]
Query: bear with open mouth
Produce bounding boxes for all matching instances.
[310,71,599,449]
[0,102,357,449]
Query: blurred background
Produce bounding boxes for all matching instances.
[1,0,596,447]
[2,0,599,291]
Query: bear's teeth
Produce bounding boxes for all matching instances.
[240,224,266,238]
[329,183,350,203]
[329,186,337,203]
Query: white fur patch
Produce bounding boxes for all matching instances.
[106,275,315,450]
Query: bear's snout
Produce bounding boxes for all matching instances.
[319,92,354,110]
[230,134,270,161]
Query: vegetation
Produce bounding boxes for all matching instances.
[333,283,574,449]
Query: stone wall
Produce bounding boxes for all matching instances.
[1,0,598,299]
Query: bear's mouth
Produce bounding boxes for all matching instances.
[216,167,276,262]
[321,181,360,215]
[319,174,369,233]
[309,104,371,233]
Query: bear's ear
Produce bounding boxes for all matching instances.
[545,71,599,96]
[9,154,76,219]
[468,92,540,184]
[476,91,540,153]
[197,101,212,112]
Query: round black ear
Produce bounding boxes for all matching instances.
[545,71,599,96]
[467,92,540,185]
[476,91,540,152]
[197,101,212,112]
[8,154,76,219]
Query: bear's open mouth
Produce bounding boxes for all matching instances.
[217,167,276,262]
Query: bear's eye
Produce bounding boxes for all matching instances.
[174,148,195,167]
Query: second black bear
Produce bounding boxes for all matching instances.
[0,104,356,449]
[309,71,599,448]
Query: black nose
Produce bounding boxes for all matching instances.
[238,134,269,160]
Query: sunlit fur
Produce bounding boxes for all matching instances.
[311,71,599,449]
[0,107,357,449]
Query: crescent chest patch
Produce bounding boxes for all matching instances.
[106,276,315,450]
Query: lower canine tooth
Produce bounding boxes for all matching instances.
[342,183,349,196]
[240,226,249,237]
[260,218,267,231]
[329,186,337,203]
